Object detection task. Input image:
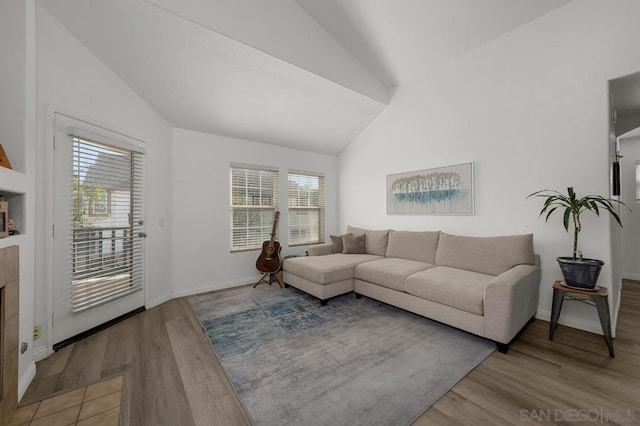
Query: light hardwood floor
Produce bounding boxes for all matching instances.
[24,281,640,425]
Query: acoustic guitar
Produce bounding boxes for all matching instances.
[256,211,282,274]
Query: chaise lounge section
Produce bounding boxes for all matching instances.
[283,226,541,352]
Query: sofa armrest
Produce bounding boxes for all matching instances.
[307,243,335,256]
[483,260,541,344]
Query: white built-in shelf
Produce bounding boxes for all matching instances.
[0,166,27,194]
[0,166,27,239]
[0,233,24,250]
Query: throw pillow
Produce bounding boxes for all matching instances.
[342,234,366,254]
[330,233,352,253]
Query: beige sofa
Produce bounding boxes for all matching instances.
[283,226,541,352]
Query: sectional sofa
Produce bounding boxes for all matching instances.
[282,226,541,352]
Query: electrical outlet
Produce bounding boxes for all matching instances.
[33,324,41,340]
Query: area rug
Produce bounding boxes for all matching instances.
[189,286,495,425]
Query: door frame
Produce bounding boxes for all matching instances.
[612,128,640,331]
[44,105,150,356]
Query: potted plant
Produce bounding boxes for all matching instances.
[527,187,627,290]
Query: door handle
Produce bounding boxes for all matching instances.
[138,232,148,238]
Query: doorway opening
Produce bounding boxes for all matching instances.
[609,71,640,331]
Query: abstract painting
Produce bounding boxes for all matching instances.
[387,162,474,215]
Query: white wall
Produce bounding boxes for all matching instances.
[339,0,640,335]
[0,0,37,399]
[34,4,173,358]
[171,128,338,297]
[620,137,640,279]
[0,0,27,171]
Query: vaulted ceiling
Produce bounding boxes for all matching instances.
[37,0,570,154]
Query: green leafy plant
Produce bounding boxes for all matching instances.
[527,187,627,260]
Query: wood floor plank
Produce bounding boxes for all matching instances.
[165,318,250,426]
[124,361,144,426]
[21,373,61,403]
[449,376,530,424]
[413,406,461,426]
[101,314,140,374]
[138,303,196,426]
[424,391,512,425]
[55,330,109,392]
[35,345,73,378]
[23,280,640,425]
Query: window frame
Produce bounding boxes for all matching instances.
[287,170,325,247]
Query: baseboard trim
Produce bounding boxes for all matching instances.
[32,345,48,363]
[622,272,640,281]
[537,309,615,337]
[173,275,262,298]
[19,362,37,400]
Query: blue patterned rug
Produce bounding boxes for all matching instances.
[189,286,494,425]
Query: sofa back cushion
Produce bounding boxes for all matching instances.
[435,232,535,276]
[385,230,440,264]
[347,226,389,256]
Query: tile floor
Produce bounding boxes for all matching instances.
[8,375,124,426]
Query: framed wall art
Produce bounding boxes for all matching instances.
[387,162,474,215]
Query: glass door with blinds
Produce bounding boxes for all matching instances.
[52,114,145,346]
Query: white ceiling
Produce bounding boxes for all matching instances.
[37,0,570,155]
[295,0,571,86]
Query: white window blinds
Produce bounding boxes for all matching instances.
[70,135,144,314]
[288,172,325,246]
[230,164,279,251]
[636,161,640,201]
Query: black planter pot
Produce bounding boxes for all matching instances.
[556,257,604,290]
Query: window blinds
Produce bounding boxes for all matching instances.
[69,135,144,314]
[230,164,279,251]
[636,161,640,201]
[288,172,325,246]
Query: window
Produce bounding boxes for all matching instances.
[230,164,279,251]
[288,171,325,246]
[89,190,110,216]
[637,161,640,201]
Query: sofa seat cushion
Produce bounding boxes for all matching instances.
[284,254,382,284]
[405,267,494,315]
[354,258,434,292]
